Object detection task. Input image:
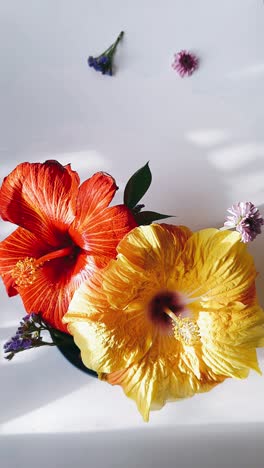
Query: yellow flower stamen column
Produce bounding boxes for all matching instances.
[163,307,200,346]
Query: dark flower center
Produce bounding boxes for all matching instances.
[180,54,194,69]
[242,216,261,233]
[147,290,187,332]
[11,234,83,287]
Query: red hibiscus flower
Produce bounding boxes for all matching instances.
[0,160,137,332]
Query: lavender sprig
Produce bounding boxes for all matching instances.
[88,31,124,76]
[3,314,72,361]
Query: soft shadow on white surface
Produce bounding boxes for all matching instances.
[1,424,264,468]
[2,365,264,434]
[0,344,90,425]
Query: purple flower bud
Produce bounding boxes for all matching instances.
[4,336,33,354]
[22,338,33,349]
[98,56,109,65]
[88,56,95,67]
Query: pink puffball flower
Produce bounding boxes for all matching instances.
[172,50,199,77]
[224,202,264,243]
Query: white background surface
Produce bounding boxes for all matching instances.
[1,1,264,467]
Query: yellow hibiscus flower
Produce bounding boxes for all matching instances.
[63,224,264,421]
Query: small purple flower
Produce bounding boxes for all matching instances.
[172,50,199,77]
[3,313,73,361]
[88,31,124,76]
[3,313,54,360]
[21,338,33,349]
[4,336,33,354]
[224,202,264,243]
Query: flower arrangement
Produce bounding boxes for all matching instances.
[1,160,264,421]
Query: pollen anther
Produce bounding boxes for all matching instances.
[163,306,199,345]
[11,257,40,287]
[173,317,200,346]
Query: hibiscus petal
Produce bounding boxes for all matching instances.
[74,172,118,224]
[0,226,50,296]
[0,161,80,246]
[179,229,257,306]
[64,278,153,371]
[70,204,137,256]
[69,172,136,256]
[103,335,220,422]
[102,299,263,421]
[114,224,192,270]
[199,302,264,376]
[99,224,192,310]
[18,252,96,332]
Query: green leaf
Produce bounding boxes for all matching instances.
[134,211,174,226]
[124,162,152,208]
